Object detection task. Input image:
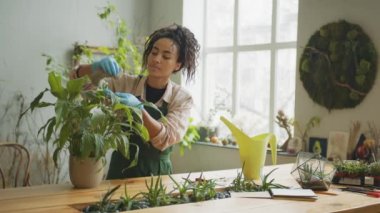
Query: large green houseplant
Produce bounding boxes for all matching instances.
[23,69,149,188]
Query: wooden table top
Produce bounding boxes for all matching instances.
[1,164,380,213]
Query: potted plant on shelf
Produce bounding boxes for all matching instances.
[368,161,380,187]
[333,160,368,185]
[22,70,149,188]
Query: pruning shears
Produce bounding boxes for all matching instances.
[342,186,380,198]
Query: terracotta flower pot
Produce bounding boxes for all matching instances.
[69,156,104,188]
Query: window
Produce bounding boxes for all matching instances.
[183,0,298,144]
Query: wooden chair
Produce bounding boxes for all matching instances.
[0,142,31,188]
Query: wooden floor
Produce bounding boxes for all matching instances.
[1,164,380,213]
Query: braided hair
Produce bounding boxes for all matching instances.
[142,24,200,82]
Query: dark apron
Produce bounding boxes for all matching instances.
[106,103,172,179]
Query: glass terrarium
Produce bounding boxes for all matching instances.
[291,152,336,191]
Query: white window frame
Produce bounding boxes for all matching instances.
[183,0,298,140]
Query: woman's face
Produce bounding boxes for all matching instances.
[147,38,182,79]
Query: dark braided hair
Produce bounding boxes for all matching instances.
[142,24,200,82]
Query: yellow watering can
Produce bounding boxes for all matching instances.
[220,116,277,180]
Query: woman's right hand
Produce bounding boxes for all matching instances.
[69,69,78,80]
[91,57,120,76]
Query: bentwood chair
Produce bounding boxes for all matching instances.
[0,142,31,188]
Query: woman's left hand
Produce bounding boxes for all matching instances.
[115,92,144,109]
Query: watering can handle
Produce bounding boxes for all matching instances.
[267,134,277,165]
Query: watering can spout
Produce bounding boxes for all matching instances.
[220,116,277,180]
[220,116,251,147]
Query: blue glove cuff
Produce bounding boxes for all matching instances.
[91,57,120,76]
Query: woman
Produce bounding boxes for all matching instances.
[71,24,200,179]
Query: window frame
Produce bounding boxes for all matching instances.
[184,0,298,140]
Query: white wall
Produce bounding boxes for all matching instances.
[149,0,184,84]
[0,0,150,184]
[0,0,150,100]
[0,0,151,137]
[295,0,380,139]
[0,0,185,113]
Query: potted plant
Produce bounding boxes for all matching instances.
[333,160,368,185]
[291,152,336,190]
[368,161,380,187]
[23,70,148,188]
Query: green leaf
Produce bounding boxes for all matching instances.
[355,74,366,86]
[349,91,360,100]
[357,59,371,74]
[301,59,310,73]
[29,88,49,111]
[45,117,56,143]
[38,117,54,137]
[54,100,67,128]
[58,123,71,149]
[117,135,129,159]
[36,102,55,108]
[347,29,358,40]
[48,72,65,99]
[81,132,94,158]
[101,185,120,206]
[136,122,149,141]
[67,77,88,99]
[123,143,139,169]
[98,46,112,54]
[52,147,61,167]
[94,134,104,157]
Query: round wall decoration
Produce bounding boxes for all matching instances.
[299,20,377,110]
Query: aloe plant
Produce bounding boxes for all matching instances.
[191,177,217,202]
[229,168,287,192]
[169,173,192,202]
[140,175,174,207]
[83,185,121,213]
[119,183,143,211]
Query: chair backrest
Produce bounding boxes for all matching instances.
[0,142,31,188]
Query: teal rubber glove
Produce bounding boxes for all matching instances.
[91,57,120,76]
[115,92,143,109]
[103,88,114,97]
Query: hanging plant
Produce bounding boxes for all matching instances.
[299,20,377,110]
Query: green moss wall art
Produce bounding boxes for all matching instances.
[299,20,377,110]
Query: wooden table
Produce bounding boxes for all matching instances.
[1,164,380,213]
